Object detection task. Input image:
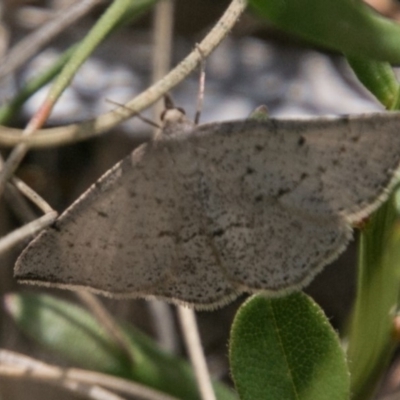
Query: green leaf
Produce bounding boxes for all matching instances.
[346,191,400,400]
[248,105,269,121]
[250,0,400,63]
[5,293,133,376]
[346,57,400,109]
[229,293,350,400]
[5,293,237,400]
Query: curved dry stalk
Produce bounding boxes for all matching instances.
[0,150,57,254]
[0,349,180,400]
[177,306,216,400]
[147,300,179,352]
[10,176,54,214]
[152,0,175,131]
[0,0,247,149]
[1,364,126,400]
[0,211,57,254]
[0,0,104,81]
[4,183,38,222]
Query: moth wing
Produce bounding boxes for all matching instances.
[15,141,236,309]
[185,113,400,291]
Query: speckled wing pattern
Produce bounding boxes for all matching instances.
[15,113,400,309]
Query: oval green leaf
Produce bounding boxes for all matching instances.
[250,0,400,63]
[229,292,349,400]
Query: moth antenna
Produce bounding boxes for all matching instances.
[106,99,161,129]
[194,44,206,126]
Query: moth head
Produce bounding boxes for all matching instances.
[159,104,195,137]
[160,106,187,126]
